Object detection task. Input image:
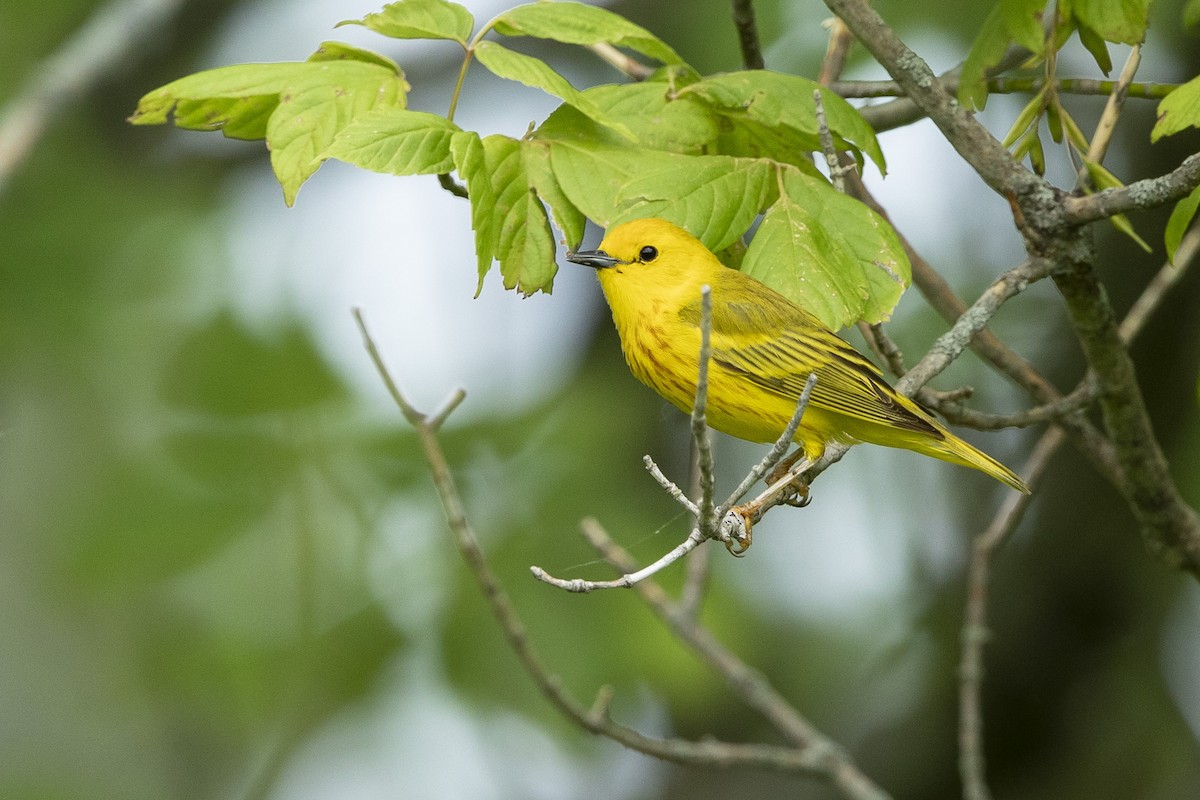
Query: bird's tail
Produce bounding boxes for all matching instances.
[928,431,1031,494]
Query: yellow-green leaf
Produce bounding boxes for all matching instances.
[741,169,910,329]
[481,135,557,295]
[492,1,685,66]
[322,108,459,175]
[339,0,473,45]
[450,131,499,292]
[681,71,885,173]
[474,41,634,141]
[1165,185,1200,263]
[1072,0,1151,44]
[1152,75,1200,142]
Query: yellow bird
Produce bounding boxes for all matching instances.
[567,218,1030,495]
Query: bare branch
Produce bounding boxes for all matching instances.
[833,76,1176,101]
[1065,153,1200,224]
[587,42,654,81]
[692,285,718,535]
[958,427,1064,800]
[356,310,848,775]
[580,519,893,800]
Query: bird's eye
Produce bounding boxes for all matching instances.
[639,245,658,262]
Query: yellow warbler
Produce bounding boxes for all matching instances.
[567,218,1030,494]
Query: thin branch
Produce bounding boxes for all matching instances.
[1064,153,1200,224]
[814,89,847,193]
[823,0,1044,201]
[531,529,706,592]
[643,455,700,516]
[896,259,1052,395]
[716,374,818,517]
[731,0,766,70]
[832,76,1176,100]
[692,285,718,535]
[579,519,893,800]
[356,310,840,774]
[680,441,712,620]
[958,427,1063,800]
[1,0,186,197]
[587,42,654,81]
[1085,44,1141,166]
[817,16,856,86]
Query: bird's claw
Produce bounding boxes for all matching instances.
[721,508,752,556]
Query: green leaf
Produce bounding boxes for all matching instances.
[1165,185,1200,263]
[710,113,823,177]
[268,58,410,205]
[571,83,717,153]
[481,135,557,295]
[323,108,459,175]
[1082,160,1152,252]
[613,154,773,252]
[130,62,311,136]
[681,71,885,173]
[1072,0,1151,44]
[959,5,1010,111]
[1187,0,1200,30]
[450,131,499,292]
[542,140,670,225]
[741,169,910,329]
[1152,75,1200,142]
[522,140,586,249]
[1076,21,1113,74]
[338,0,474,44]
[491,1,685,66]
[1001,0,1048,54]
[474,41,634,140]
[308,41,404,71]
[130,51,410,205]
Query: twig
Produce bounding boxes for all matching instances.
[680,441,712,620]
[896,259,1053,395]
[817,17,855,86]
[1064,153,1200,224]
[813,90,847,193]
[716,375,818,516]
[1085,44,1141,165]
[823,0,1042,200]
[643,455,700,515]
[859,321,907,378]
[580,519,893,800]
[692,286,718,535]
[531,529,706,592]
[731,0,766,70]
[0,0,186,197]
[958,427,1063,800]
[587,42,654,81]
[356,309,838,774]
[832,76,1176,100]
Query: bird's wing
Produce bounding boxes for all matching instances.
[687,296,938,436]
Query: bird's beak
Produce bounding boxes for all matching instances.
[566,249,623,270]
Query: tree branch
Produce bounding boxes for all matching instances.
[354,309,871,776]
[730,0,766,70]
[1065,153,1200,224]
[580,519,892,800]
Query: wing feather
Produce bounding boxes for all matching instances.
[683,295,937,436]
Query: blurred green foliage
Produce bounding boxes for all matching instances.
[2,2,1200,800]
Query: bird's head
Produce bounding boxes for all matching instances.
[566,219,723,308]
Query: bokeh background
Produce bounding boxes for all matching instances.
[2,1,1199,798]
